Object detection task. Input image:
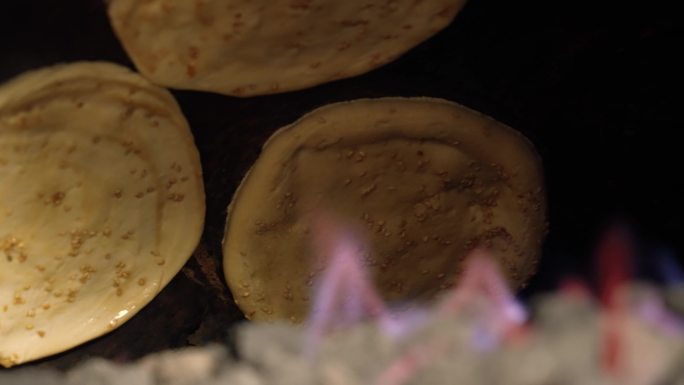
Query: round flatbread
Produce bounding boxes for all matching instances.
[0,62,204,367]
[223,98,546,322]
[107,0,467,97]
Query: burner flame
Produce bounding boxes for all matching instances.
[305,215,388,359]
[302,218,684,385]
[305,214,527,382]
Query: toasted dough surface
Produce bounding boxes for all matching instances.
[223,98,546,322]
[0,62,204,367]
[107,0,467,96]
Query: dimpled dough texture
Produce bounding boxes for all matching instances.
[0,62,204,367]
[223,98,546,322]
[108,0,467,96]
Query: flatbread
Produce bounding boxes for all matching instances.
[107,0,467,96]
[0,62,205,367]
[223,98,546,322]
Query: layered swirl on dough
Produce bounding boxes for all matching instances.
[0,62,204,367]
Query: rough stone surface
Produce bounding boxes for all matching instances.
[2,286,684,385]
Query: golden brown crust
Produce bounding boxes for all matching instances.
[107,0,467,96]
[223,97,546,322]
[0,62,205,367]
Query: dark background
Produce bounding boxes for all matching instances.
[1,0,681,370]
